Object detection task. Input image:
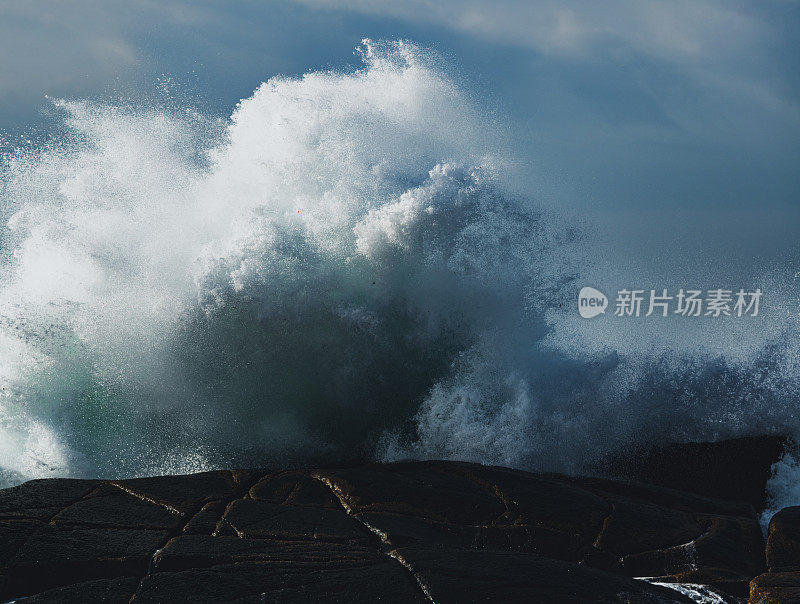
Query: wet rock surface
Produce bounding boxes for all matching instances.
[750,506,800,603]
[601,435,789,510]
[0,461,776,603]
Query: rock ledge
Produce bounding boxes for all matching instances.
[0,461,778,603]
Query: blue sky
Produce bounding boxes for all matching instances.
[1,0,798,282]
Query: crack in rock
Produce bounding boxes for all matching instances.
[593,503,616,550]
[387,549,436,603]
[310,472,437,603]
[129,471,265,602]
[110,483,183,516]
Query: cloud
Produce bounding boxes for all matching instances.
[0,2,138,100]
[292,0,757,59]
[0,0,797,151]
[292,0,798,127]
[0,0,230,123]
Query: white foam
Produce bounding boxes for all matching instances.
[0,38,797,485]
[762,444,800,532]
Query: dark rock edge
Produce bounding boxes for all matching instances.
[0,435,795,604]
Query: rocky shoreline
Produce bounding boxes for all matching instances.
[0,437,797,603]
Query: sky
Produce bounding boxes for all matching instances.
[0,0,798,286]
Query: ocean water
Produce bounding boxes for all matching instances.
[0,40,798,519]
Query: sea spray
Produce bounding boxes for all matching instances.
[0,40,798,501]
[0,40,543,482]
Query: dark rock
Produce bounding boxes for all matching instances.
[317,461,764,587]
[0,518,42,567]
[766,506,800,572]
[2,525,167,598]
[572,475,755,518]
[132,559,426,603]
[353,510,474,547]
[52,483,182,530]
[647,568,753,600]
[0,478,99,520]
[309,462,508,523]
[617,514,764,599]
[591,499,699,557]
[112,470,255,515]
[182,500,227,535]
[393,547,695,603]
[748,506,800,603]
[750,570,800,603]
[249,472,339,507]
[0,459,766,602]
[221,498,370,543]
[600,435,789,510]
[314,461,611,541]
[618,513,764,573]
[153,535,383,572]
[21,577,140,603]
